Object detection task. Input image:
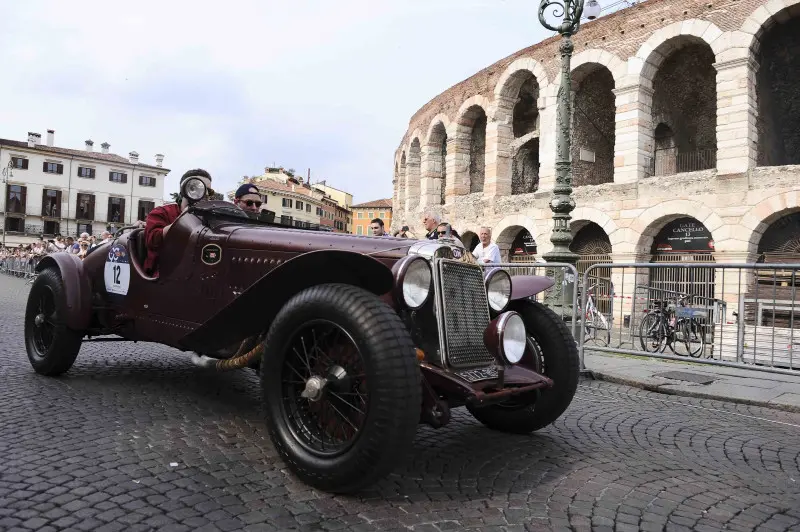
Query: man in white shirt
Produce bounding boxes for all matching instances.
[472,226,502,264]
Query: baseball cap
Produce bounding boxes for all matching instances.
[235,184,260,199]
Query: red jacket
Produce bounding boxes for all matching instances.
[144,203,182,276]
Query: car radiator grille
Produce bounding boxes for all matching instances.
[438,259,494,368]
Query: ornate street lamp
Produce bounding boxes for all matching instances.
[539,0,600,314]
[1,160,14,249]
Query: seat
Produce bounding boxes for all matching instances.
[129,228,148,270]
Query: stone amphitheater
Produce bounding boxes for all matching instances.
[392,0,800,269]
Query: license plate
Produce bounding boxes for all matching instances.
[456,366,498,382]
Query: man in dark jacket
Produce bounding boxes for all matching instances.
[144,169,212,277]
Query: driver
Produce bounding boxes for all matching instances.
[144,168,212,277]
[233,184,262,214]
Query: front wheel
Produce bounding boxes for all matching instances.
[261,283,422,494]
[24,268,83,376]
[466,301,580,434]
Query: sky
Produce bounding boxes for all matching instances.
[0,0,625,205]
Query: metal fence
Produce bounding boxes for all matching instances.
[650,147,717,176]
[0,256,41,280]
[577,262,800,376]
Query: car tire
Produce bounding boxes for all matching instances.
[24,268,83,376]
[261,283,421,494]
[466,300,579,434]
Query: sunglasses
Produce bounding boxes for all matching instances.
[437,230,449,235]
[242,200,262,208]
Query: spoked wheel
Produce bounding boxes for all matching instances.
[262,283,421,494]
[24,268,82,376]
[639,312,667,353]
[672,318,706,358]
[587,313,611,347]
[281,320,368,457]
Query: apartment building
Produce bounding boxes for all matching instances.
[351,199,393,236]
[0,130,168,245]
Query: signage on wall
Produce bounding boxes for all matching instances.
[511,230,538,255]
[654,217,715,253]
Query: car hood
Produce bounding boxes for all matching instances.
[220,223,417,261]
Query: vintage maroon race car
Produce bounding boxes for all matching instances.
[24,192,578,493]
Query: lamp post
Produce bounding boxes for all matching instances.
[1,160,14,249]
[539,0,601,315]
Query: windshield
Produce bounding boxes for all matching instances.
[188,200,331,231]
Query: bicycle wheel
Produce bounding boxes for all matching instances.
[590,312,611,347]
[639,312,666,353]
[673,318,705,358]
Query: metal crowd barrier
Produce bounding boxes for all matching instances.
[579,262,800,376]
[0,256,42,280]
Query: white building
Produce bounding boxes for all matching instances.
[0,130,169,245]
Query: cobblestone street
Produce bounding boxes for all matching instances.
[0,274,799,532]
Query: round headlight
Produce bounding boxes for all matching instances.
[500,312,527,364]
[183,178,207,201]
[400,257,432,309]
[486,269,512,312]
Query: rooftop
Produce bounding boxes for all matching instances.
[0,137,169,172]
[352,198,393,209]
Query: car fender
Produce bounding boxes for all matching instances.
[179,249,395,352]
[35,253,92,331]
[511,275,555,300]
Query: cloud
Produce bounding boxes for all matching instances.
[0,0,612,204]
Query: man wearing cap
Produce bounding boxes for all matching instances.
[144,168,212,277]
[234,184,263,214]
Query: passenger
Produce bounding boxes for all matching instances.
[144,168,212,277]
[436,222,464,247]
[233,184,263,214]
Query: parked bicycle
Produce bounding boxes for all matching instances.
[639,292,706,357]
[579,283,611,347]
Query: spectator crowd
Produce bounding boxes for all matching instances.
[0,231,114,273]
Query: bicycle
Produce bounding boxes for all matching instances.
[579,283,611,347]
[639,293,706,357]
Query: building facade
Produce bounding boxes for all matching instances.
[351,199,393,236]
[1,130,168,245]
[392,0,800,271]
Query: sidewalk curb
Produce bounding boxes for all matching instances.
[584,370,800,414]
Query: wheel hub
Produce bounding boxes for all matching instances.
[34,314,46,327]
[300,376,328,402]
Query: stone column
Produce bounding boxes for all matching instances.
[483,118,513,197]
[612,84,654,184]
[445,135,469,200]
[405,150,421,213]
[419,144,440,208]
[714,57,758,176]
[537,92,558,192]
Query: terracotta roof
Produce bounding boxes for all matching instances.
[253,178,323,200]
[0,138,169,172]
[352,198,392,209]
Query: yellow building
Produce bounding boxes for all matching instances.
[312,183,353,210]
[351,199,393,236]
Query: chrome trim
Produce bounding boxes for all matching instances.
[431,257,449,367]
[393,255,431,310]
[496,311,522,365]
[485,268,512,313]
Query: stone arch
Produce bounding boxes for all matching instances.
[633,200,723,259]
[570,62,616,186]
[632,19,724,88]
[399,151,407,207]
[493,57,549,122]
[571,206,619,240]
[740,0,800,55]
[570,49,626,86]
[423,116,450,206]
[637,27,719,176]
[493,214,537,262]
[405,137,422,211]
[739,191,800,257]
[570,220,613,314]
[454,99,489,195]
[753,3,800,167]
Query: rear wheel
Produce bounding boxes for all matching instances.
[466,301,580,434]
[261,283,421,493]
[24,268,83,376]
[639,312,667,353]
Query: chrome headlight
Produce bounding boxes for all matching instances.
[485,269,512,312]
[183,178,207,202]
[498,312,526,364]
[395,256,431,309]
